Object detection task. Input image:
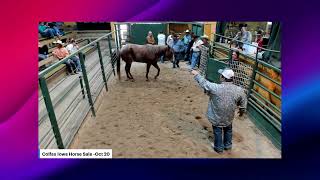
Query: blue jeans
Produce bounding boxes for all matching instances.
[190,51,200,70]
[70,56,81,72]
[38,54,48,61]
[40,28,55,38]
[212,124,233,153]
[159,55,164,63]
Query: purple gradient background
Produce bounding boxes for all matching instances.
[0,0,320,179]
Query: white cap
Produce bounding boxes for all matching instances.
[185,30,190,33]
[218,68,234,79]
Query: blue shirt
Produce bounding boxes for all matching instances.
[172,39,185,53]
[183,34,191,45]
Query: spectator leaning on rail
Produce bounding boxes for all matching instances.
[191,68,247,154]
[66,38,82,72]
[255,30,263,52]
[146,31,156,45]
[189,35,203,71]
[52,40,77,75]
[157,31,166,63]
[172,34,185,68]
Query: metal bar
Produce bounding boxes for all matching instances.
[247,51,259,96]
[39,31,115,78]
[79,76,86,99]
[79,52,96,117]
[248,99,281,131]
[212,33,280,53]
[255,70,281,86]
[117,24,122,48]
[253,80,281,100]
[108,35,116,76]
[249,94,281,119]
[251,90,281,113]
[114,24,119,50]
[97,41,108,92]
[39,77,64,149]
[257,60,281,73]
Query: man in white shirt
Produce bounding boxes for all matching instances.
[189,35,203,71]
[66,39,81,72]
[166,31,174,48]
[157,31,166,63]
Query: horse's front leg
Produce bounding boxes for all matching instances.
[146,63,151,81]
[152,62,160,79]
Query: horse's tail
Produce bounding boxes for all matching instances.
[117,50,121,80]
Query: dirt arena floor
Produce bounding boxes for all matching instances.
[70,61,281,158]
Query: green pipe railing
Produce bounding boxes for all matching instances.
[39,30,121,149]
[209,33,282,132]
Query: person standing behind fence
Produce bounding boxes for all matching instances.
[146,31,156,45]
[157,31,166,63]
[255,30,263,51]
[66,38,82,72]
[52,40,77,75]
[189,35,203,71]
[191,68,247,154]
[241,24,252,53]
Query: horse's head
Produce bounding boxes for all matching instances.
[164,45,174,62]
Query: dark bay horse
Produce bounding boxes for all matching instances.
[118,44,173,81]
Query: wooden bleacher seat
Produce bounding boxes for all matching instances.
[39,32,75,48]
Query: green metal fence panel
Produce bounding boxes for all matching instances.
[192,24,204,36]
[206,58,228,82]
[39,77,64,149]
[130,23,167,45]
[247,104,281,149]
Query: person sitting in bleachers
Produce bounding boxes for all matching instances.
[38,42,49,61]
[48,22,65,36]
[52,40,77,75]
[38,22,55,38]
[66,39,81,72]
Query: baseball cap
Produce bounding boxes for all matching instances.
[218,68,234,79]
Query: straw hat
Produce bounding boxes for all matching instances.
[201,35,209,40]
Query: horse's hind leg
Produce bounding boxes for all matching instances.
[146,63,151,81]
[128,62,134,80]
[125,63,131,80]
[152,62,160,79]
